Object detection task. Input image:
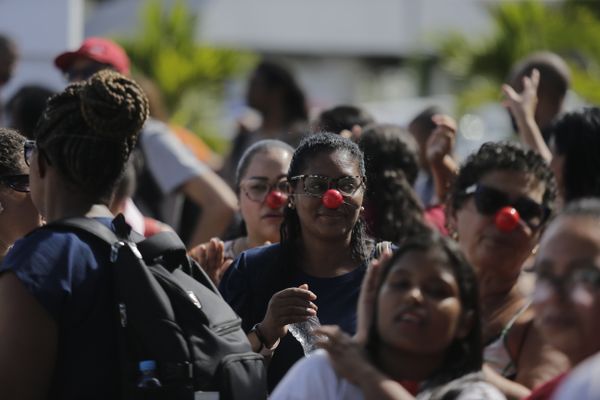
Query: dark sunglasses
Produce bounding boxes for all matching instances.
[24,140,51,167]
[464,183,550,229]
[0,174,30,193]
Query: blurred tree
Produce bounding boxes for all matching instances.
[118,0,257,153]
[436,0,600,114]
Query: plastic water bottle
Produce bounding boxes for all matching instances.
[136,360,162,389]
[288,315,325,356]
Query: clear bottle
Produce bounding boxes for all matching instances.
[136,360,162,389]
[288,315,325,356]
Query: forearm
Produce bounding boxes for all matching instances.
[188,204,235,247]
[430,156,458,204]
[483,364,530,400]
[515,116,552,163]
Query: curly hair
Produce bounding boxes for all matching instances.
[359,124,428,243]
[449,142,556,215]
[0,128,27,175]
[366,231,482,384]
[280,132,369,265]
[34,70,149,202]
[549,107,600,202]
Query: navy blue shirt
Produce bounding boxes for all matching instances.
[1,218,118,400]
[219,243,365,391]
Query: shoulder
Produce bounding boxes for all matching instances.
[554,354,600,400]
[270,350,362,400]
[221,243,283,286]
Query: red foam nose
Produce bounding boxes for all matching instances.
[266,191,287,209]
[322,189,344,209]
[495,206,520,232]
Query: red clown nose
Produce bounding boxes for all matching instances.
[266,191,287,209]
[322,189,344,209]
[495,206,520,232]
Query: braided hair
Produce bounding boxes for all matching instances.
[34,70,149,202]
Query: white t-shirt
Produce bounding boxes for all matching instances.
[553,352,600,400]
[270,350,505,400]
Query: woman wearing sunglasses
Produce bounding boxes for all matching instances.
[220,133,377,391]
[189,139,294,284]
[0,128,41,262]
[447,142,568,398]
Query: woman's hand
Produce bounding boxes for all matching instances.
[188,238,233,285]
[426,114,457,167]
[260,284,318,347]
[502,69,539,129]
[317,325,371,385]
[355,251,391,343]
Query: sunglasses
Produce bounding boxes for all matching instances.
[289,174,365,197]
[0,174,30,193]
[240,177,290,203]
[24,140,52,167]
[464,183,550,229]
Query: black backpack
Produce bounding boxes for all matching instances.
[46,215,267,400]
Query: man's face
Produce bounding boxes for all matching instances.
[64,58,113,83]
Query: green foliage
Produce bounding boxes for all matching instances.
[437,0,600,114]
[118,0,257,152]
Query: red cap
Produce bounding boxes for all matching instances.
[54,37,130,75]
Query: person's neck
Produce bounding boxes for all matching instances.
[479,273,524,318]
[45,201,113,223]
[298,233,358,277]
[376,345,445,383]
[261,107,287,136]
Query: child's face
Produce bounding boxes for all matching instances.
[376,248,469,356]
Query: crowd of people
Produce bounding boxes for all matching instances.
[0,32,599,400]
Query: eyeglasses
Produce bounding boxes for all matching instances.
[24,140,36,166]
[240,177,290,203]
[289,174,365,197]
[24,140,51,167]
[464,183,550,229]
[534,265,600,304]
[0,174,30,193]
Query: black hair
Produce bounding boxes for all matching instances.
[281,132,369,264]
[34,70,149,203]
[234,139,294,194]
[315,105,375,135]
[548,107,600,202]
[0,127,27,176]
[449,141,556,216]
[253,61,308,124]
[366,231,482,384]
[359,124,429,243]
[561,197,600,219]
[6,85,56,139]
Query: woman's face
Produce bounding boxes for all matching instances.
[376,248,468,356]
[452,169,545,276]
[291,150,364,242]
[239,148,292,244]
[533,216,600,364]
[0,160,42,245]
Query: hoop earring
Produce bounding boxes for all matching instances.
[0,202,4,214]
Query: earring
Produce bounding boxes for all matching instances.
[0,202,4,214]
[359,206,365,212]
[450,230,459,241]
[531,244,539,256]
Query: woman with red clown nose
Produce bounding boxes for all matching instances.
[220,133,397,391]
[189,139,293,285]
[447,142,569,399]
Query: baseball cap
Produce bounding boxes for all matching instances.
[54,37,130,75]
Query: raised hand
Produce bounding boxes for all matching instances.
[188,237,233,285]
